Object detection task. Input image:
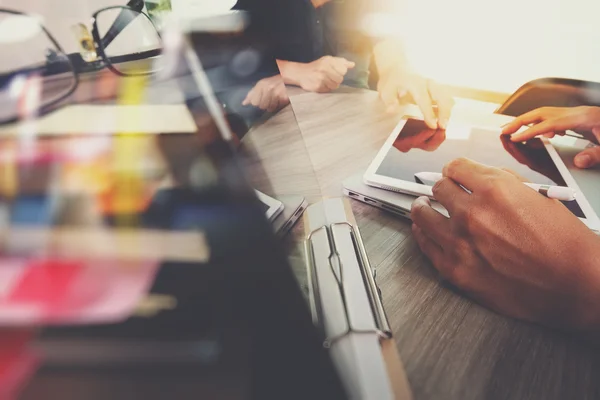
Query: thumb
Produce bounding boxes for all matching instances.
[574,146,600,169]
[334,57,355,69]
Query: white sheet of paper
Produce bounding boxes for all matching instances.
[0,104,197,136]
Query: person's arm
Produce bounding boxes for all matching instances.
[372,38,454,130]
[363,0,454,129]
[276,57,355,93]
[410,157,600,344]
[372,38,410,81]
[242,74,289,112]
[276,60,305,87]
[502,106,600,169]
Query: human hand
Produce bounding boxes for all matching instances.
[287,56,355,93]
[502,106,600,169]
[410,157,600,331]
[242,75,290,113]
[378,70,454,130]
[393,124,446,153]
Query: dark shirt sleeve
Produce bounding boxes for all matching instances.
[233,0,316,63]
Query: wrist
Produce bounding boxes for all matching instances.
[277,60,304,87]
[373,39,410,79]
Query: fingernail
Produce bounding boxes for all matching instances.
[575,154,591,168]
[439,119,448,129]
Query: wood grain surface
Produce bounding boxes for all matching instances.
[240,87,600,400]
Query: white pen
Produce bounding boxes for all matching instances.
[414,172,576,202]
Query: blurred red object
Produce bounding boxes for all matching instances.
[0,329,39,400]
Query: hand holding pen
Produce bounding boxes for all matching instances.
[410,158,600,333]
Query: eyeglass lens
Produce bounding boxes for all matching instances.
[95,7,162,76]
[0,11,76,123]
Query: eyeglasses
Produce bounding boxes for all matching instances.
[0,2,162,125]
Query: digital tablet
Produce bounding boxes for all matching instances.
[364,117,600,231]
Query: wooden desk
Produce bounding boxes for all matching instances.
[241,87,600,400]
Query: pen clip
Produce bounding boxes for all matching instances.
[306,222,392,348]
[331,222,391,338]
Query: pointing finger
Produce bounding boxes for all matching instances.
[410,82,437,129]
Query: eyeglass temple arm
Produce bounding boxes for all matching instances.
[99,0,146,51]
[0,57,78,85]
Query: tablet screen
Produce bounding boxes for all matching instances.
[375,118,585,218]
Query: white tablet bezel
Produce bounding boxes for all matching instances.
[543,140,600,231]
[364,119,434,197]
[255,190,284,221]
[363,118,600,231]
